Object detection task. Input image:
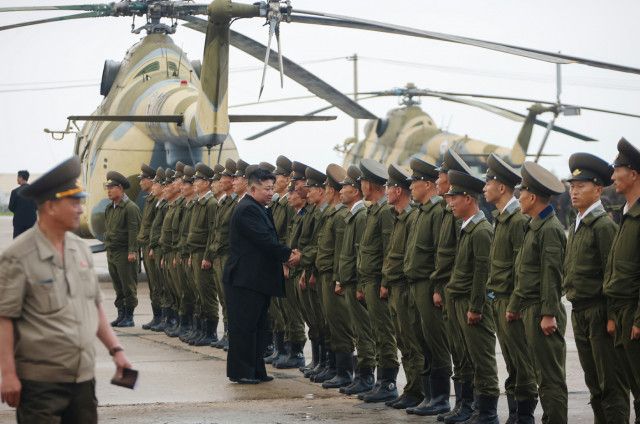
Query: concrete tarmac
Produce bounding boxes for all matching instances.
[0,217,633,423]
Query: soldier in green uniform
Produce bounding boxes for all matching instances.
[158,167,182,333]
[507,161,568,424]
[403,157,451,417]
[317,164,354,389]
[563,152,629,424]
[336,165,377,395]
[300,167,333,382]
[604,138,640,423]
[137,164,161,330]
[184,163,219,346]
[446,169,500,424]
[483,153,537,424]
[431,149,474,423]
[209,158,238,349]
[356,159,400,404]
[169,165,198,339]
[265,156,296,365]
[381,164,422,410]
[104,170,141,327]
[148,168,170,331]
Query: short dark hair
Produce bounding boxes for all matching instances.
[17,170,29,181]
[248,168,276,186]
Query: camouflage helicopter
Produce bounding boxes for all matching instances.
[2,0,640,240]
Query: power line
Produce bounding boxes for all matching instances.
[0,83,97,94]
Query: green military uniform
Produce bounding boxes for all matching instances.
[148,171,169,330]
[104,170,141,326]
[137,164,160,329]
[158,173,182,319]
[445,170,500,422]
[485,153,537,422]
[357,159,399,403]
[167,195,186,322]
[187,163,219,345]
[286,202,310,347]
[563,152,629,424]
[403,157,451,416]
[0,156,102,423]
[382,164,423,407]
[604,138,640,422]
[509,161,568,424]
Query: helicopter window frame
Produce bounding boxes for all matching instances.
[135,61,160,78]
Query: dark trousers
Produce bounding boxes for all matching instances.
[225,282,271,380]
[17,379,97,424]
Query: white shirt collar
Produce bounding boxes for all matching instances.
[350,199,365,214]
[624,202,631,215]
[501,196,518,214]
[461,210,484,230]
[219,193,227,202]
[575,200,602,231]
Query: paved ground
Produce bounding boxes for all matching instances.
[0,216,632,423]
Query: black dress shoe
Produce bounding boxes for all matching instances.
[234,378,260,385]
[258,375,274,382]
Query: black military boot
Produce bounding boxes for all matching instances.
[516,398,537,424]
[214,323,228,349]
[167,314,186,337]
[390,392,422,409]
[116,307,135,327]
[463,394,498,424]
[341,367,374,395]
[150,307,168,332]
[304,342,324,378]
[164,310,178,336]
[406,374,433,414]
[263,330,275,360]
[209,318,219,343]
[505,394,517,424]
[322,352,354,389]
[312,350,336,383]
[195,319,216,346]
[180,314,197,343]
[177,315,193,339]
[408,369,451,416]
[142,305,161,330]
[110,307,124,327]
[276,342,306,369]
[273,341,291,368]
[438,381,462,421]
[362,368,399,403]
[443,382,474,423]
[266,332,285,365]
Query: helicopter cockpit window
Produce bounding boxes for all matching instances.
[135,61,160,78]
[168,62,178,75]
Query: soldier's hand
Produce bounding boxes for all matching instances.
[113,350,133,380]
[631,325,640,340]
[467,311,482,325]
[188,257,192,267]
[283,265,290,279]
[432,292,443,308]
[506,311,521,322]
[309,273,316,288]
[202,259,212,270]
[148,249,154,259]
[607,319,616,336]
[160,259,164,269]
[127,252,137,263]
[299,274,307,290]
[356,290,365,302]
[379,286,389,300]
[540,315,558,336]
[0,372,21,407]
[334,283,344,296]
[172,258,177,267]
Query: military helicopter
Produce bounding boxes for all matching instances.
[2,0,640,240]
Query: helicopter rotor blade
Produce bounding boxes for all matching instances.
[0,11,103,31]
[181,16,376,120]
[0,5,106,12]
[275,23,284,88]
[229,114,335,122]
[245,104,336,140]
[289,13,640,76]
[259,18,277,100]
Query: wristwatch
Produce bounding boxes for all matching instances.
[109,346,124,356]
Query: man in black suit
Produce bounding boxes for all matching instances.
[8,170,37,238]
[224,167,301,384]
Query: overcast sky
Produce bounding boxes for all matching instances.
[0,0,638,177]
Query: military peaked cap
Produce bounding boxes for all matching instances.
[387,164,411,190]
[447,170,485,196]
[234,159,249,177]
[174,161,185,179]
[325,164,347,191]
[212,163,225,181]
[359,159,388,186]
[139,163,156,180]
[613,137,640,172]
[486,153,521,187]
[567,152,613,186]
[305,166,326,188]
[341,165,362,188]
[518,161,565,197]
[438,148,472,174]
[164,169,176,184]
[195,163,214,180]
[105,170,130,189]
[408,157,438,182]
[153,167,165,184]
[22,156,86,204]
[259,161,276,173]
[275,155,293,176]
[222,158,237,177]
[291,161,309,181]
[182,165,195,183]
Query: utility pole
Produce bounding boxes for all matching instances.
[347,53,359,142]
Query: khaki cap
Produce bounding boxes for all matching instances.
[105,171,130,189]
[22,156,86,204]
[325,164,346,191]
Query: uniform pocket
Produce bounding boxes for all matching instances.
[29,280,68,313]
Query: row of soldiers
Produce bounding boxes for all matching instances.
[105,137,640,424]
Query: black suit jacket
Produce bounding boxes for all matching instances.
[9,185,37,230]
[223,195,292,297]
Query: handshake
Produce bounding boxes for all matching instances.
[287,249,301,267]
